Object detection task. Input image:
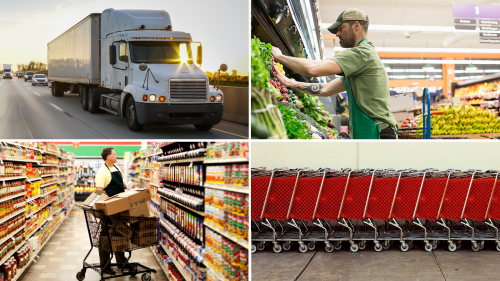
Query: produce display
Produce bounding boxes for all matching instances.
[416,105,500,135]
[251,37,336,139]
[456,81,500,111]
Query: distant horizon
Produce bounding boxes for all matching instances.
[0,0,249,74]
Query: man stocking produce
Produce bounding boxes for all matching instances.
[272,8,397,139]
[96,147,135,275]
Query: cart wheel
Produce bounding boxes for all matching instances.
[480,240,485,250]
[76,271,85,281]
[273,244,282,253]
[283,241,291,251]
[360,240,367,250]
[448,242,457,252]
[496,243,500,252]
[382,241,391,250]
[350,244,359,253]
[400,242,409,252]
[424,242,433,252]
[334,241,342,251]
[307,241,316,251]
[257,242,266,251]
[432,240,439,250]
[471,242,480,252]
[374,243,383,252]
[141,273,151,281]
[251,244,257,253]
[299,244,308,253]
[325,244,334,253]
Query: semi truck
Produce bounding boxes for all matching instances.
[47,8,224,132]
[2,64,12,79]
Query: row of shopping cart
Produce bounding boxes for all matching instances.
[251,167,500,254]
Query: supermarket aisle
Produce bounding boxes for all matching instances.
[21,207,167,281]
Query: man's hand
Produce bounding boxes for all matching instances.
[273,64,294,88]
[271,46,283,61]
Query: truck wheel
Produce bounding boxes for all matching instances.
[126,98,143,132]
[194,124,213,131]
[81,88,89,111]
[88,88,101,114]
[54,82,64,97]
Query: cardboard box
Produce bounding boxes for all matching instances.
[82,191,109,208]
[109,220,134,239]
[94,196,130,216]
[390,93,415,113]
[101,234,129,252]
[130,228,157,247]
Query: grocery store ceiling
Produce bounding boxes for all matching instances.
[318,0,500,51]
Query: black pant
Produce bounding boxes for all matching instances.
[380,126,397,139]
[99,248,127,268]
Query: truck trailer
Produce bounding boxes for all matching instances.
[2,64,12,79]
[47,8,224,132]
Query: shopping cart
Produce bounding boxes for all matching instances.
[250,167,274,253]
[362,170,401,251]
[312,169,351,252]
[286,169,326,252]
[398,87,432,139]
[485,171,500,250]
[76,205,158,281]
[461,171,499,251]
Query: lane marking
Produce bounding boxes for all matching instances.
[50,103,64,112]
[33,92,41,96]
[212,128,248,139]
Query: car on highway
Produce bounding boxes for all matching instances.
[32,74,48,86]
[17,73,24,79]
[24,72,34,81]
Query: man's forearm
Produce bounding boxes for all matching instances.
[289,79,345,97]
[275,55,316,76]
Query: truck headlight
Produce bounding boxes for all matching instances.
[149,94,157,102]
[216,94,223,102]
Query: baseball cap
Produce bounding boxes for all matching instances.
[327,8,369,34]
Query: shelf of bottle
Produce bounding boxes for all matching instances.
[204,156,248,164]
[26,189,57,201]
[204,183,249,194]
[26,197,57,219]
[160,195,204,217]
[158,157,205,165]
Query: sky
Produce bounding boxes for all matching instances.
[0,0,249,74]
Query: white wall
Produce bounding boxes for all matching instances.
[251,141,500,171]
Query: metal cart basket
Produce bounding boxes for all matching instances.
[76,205,158,281]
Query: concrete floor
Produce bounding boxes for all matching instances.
[252,241,500,281]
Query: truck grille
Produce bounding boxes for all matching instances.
[169,80,207,101]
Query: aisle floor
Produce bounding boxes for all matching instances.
[21,207,168,281]
[252,241,500,281]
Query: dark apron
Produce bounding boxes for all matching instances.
[104,165,125,197]
[343,38,381,139]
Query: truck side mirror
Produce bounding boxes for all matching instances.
[109,45,117,65]
[196,45,202,66]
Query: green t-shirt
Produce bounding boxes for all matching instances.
[331,41,396,130]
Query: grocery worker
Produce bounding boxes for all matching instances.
[96,147,135,275]
[272,8,398,139]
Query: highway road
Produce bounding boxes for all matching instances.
[0,78,248,139]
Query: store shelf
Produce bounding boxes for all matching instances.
[4,142,42,154]
[0,157,38,163]
[204,260,225,281]
[159,157,205,164]
[204,156,248,164]
[0,192,26,204]
[40,150,59,156]
[150,246,170,278]
[0,175,27,181]
[41,181,58,188]
[14,214,66,281]
[204,221,248,249]
[139,177,150,181]
[26,197,57,219]
[0,225,25,248]
[160,243,191,281]
[160,195,204,217]
[141,151,163,159]
[0,240,28,272]
[162,212,203,245]
[35,164,59,167]
[150,182,161,188]
[0,208,25,225]
[27,177,42,182]
[57,187,69,195]
[26,189,56,201]
[204,183,249,194]
[41,173,58,178]
[151,198,160,206]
